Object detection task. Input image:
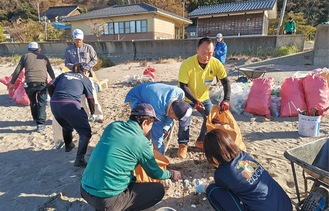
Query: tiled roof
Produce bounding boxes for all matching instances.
[41,5,79,20]
[188,0,276,17]
[64,3,190,23]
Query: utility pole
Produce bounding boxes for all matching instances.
[182,0,185,39]
[277,0,288,35]
[37,2,40,22]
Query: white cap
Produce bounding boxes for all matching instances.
[72,29,84,40]
[28,42,39,51]
[216,33,223,38]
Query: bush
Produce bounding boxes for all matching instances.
[93,55,114,71]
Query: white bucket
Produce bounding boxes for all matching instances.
[298,114,321,137]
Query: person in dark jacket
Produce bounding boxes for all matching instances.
[8,42,55,132]
[48,63,95,167]
[195,129,292,211]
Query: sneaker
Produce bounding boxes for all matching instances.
[195,140,204,149]
[74,158,88,168]
[36,124,46,132]
[177,144,188,159]
[65,142,75,152]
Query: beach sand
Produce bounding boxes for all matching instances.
[0,57,328,210]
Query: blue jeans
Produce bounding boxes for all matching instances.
[178,99,213,144]
[24,82,48,125]
[206,184,246,211]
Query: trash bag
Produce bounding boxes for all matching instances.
[12,83,29,105]
[206,106,246,151]
[280,77,306,117]
[134,149,169,183]
[244,78,273,118]
[303,74,329,116]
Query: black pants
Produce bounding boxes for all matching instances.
[24,82,48,125]
[81,182,165,211]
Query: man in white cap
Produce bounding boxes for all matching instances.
[214,33,227,64]
[8,42,55,132]
[64,29,104,123]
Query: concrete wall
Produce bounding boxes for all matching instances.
[0,35,305,64]
[313,24,329,67]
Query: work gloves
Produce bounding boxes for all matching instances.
[220,100,230,111]
[195,101,205,113]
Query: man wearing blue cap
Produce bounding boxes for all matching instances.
[8,42,55,132]
[124,82,192,158]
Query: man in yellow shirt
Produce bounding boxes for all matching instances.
[177,37,231,158]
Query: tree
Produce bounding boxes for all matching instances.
[6,19,43,42]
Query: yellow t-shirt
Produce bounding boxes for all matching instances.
[178,55,227,102]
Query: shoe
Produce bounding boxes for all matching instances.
[37,124,45,132]
[74,158,87,168]
[177,144,188,159]
[195,140,204,149]
[65,142,75,152]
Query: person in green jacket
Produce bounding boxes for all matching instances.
[284,17,296,34]
[80,103,182,211]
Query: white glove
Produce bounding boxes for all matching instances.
[162,179,172,188]
[195,183,208,194]
[89,114,97,122]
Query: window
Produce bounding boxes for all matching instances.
[105,20,147,34]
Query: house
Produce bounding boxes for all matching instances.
[63,3,192,41]
[188,0,277,37]
[41,5,81,22]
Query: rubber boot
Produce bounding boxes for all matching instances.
[63,131,75,152]
[74,136,90,168]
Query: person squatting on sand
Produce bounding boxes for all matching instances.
[178,37,231,157]
[64,28,104,123]
[80,103,182,211]
[48,63,95,168]
[194,129,292,211]
[8,42,55,132]
[124,82,192,156]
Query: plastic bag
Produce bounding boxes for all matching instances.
[230,82,252,115]
[206,106,246,151]
[270,96,281,118]
[134,149,169,183]
[244,78,273,118]
[280,77,306,117]
[303,74,329,116]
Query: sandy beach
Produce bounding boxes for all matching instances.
[0,57,328,210]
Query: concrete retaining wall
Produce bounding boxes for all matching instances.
[313,24,329,67]
[0,35,305,64]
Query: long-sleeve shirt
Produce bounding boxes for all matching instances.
[124,82,185,131]
[64,43,98,70]
[214,151,292,211]
[81,120,170,198]
[214,41,227,64]
[11,51,55,84]
[284,21,296,33]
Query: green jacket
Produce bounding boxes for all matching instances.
[81,120,170,198]
[284,21,296,33]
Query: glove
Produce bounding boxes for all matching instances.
[89,114,97,122]
[169,170,182,181]
[195,101,205,113]
[220,100,230,111]
[195,183,208,194]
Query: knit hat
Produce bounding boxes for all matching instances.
[28,42,39,51]
[171,100,192,127]
[72,29,84,40]
[131,103,160,121]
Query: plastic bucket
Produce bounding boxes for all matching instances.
[298,114,321,137]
